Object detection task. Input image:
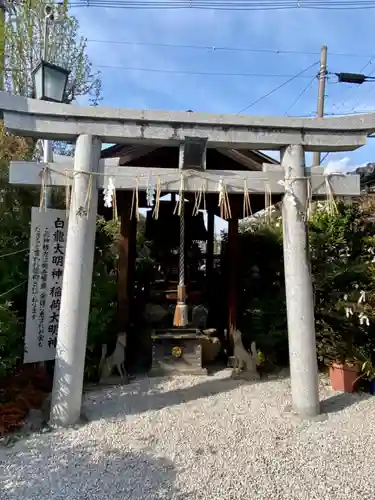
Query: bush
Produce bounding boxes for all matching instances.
[0,125,37,380]
[84,217,120,381]
[235,221,288,365]
[0,302,24,379]
[310,200,375,365]
[237,199,375,369]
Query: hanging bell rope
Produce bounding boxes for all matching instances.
[173,174,189,328]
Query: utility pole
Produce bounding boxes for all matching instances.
[313,45,327,167]
[43,9,53,208]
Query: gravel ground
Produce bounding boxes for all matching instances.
[1,369,375,500]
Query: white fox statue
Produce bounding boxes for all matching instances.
[232,329,260,380]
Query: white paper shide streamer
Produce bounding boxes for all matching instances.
[345,307,353,318]
[359,312,370,326]
[103,176,116,208]
[358,290,366,304]
[146,183,156,207]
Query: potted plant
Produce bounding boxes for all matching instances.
[354,359,375,394]
[329,359,361,393]
[316,320,361,393]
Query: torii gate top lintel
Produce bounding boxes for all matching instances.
[1,92,374,152]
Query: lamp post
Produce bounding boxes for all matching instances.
[31,4,70,208]
[31,57,69,376]
[32,59,70,208]
[32,60,70,103]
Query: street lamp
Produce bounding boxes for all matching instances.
[31,59,70,209]
[32,60,70,103]
[30,3,70,209]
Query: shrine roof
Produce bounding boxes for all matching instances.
[100,144,278,172]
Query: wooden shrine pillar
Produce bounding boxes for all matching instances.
[128,214,137,323]
[118,191,137,331]
[206,208,215,295]
[227,216,239,344]
[205,206,215,327]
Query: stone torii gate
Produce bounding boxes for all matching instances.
[1,91,370,426]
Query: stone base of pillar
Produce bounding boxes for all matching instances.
[283,404,328,422]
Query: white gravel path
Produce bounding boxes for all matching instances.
[1,369,375,500]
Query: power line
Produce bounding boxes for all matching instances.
[92,64,319,78]
[237,60,319,114]
[321,153,330,164]
[6,65,317,78]
[69,0,375,11]
[285,74,317,116]
[345,67,375,113]
[85,38,373,59]
[328,55,375,115]
[322,54,375,165]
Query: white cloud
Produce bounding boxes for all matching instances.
[324,157,366,174]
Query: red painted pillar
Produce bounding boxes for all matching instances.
[228,216,239,344]
[118,192,136,331]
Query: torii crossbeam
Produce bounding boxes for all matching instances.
[9,158,359,195]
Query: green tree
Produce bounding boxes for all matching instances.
[5,0,102,157]
[310,200,375,365]
[226,217,288,365]
[0,125,36,377]
[0,0,102,378]
[5,0,101,104]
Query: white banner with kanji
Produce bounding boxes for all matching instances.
[24,208,67,363]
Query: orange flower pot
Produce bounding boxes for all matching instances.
[329,363,360,393]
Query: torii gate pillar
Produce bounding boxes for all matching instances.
[282,144,320,418]
[50,134,102,427]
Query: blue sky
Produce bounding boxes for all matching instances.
[70,4,375,231]
[71,4,375,169]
